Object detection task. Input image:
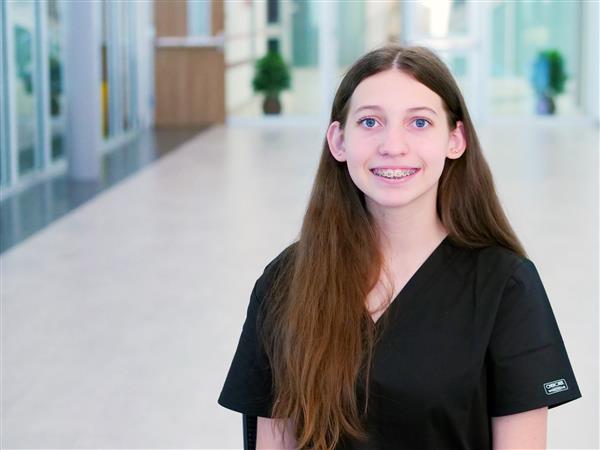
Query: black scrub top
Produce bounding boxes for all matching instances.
[218,237,582,449]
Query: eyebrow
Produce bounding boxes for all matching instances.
[353,105,438,116]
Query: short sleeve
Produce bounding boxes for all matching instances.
[487,260,582,417]
[217,269,275,417]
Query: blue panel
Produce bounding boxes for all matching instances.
[188,0,211,36]
[0,0,10,187]
[291,0,318,67]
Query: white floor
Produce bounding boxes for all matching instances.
[1,122,598,449]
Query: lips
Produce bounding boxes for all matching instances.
[371,167,420,179]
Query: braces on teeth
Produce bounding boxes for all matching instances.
[373,168,417,179]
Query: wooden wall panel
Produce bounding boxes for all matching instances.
[212,0,224,35]
[154,0,187,37]
[154,48,225,126]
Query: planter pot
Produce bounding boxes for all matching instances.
[263,95,281,115]
[536,94,556,115]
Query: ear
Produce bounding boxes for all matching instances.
[446,121,467,160]
[326,121,347,162]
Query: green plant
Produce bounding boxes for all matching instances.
[531,49,567,97]
[252,51,291,97]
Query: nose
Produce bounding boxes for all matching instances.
[378,126,408,156]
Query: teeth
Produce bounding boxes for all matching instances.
[373,168,417,179]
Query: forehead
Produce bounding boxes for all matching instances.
[348,69,444,114]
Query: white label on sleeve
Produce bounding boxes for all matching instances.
[544,379,568,395]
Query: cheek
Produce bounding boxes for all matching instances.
[343,149,370,187]
[345,161,368,185]
[412,135,450,164]
[344,139,371,166]
[411,129,446,145]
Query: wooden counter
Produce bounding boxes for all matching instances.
[154,42,225,127]
[154,0,225,127]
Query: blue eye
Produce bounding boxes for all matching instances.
[414,118,429,128]
[359,117,377,128]
[414,119,430,128]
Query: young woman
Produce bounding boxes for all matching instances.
[218,45,581,450]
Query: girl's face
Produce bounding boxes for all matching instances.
[326,69,466,217]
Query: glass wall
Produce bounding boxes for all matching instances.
[284,0,320,116]
[119,0,131,132]
[102,0,138,140]
[1,0,150,197]
[11,0,38,177]
[226,0,324,119]
[188,0,211,36]
[226,0,366,120]
[402,1,480,118]
[401,0,586,120]
[47,0,65,162]
[412,0,469,37]
[488,1,581,116]
[337,1,366,67]
[1,0,10,188]
[291,0,318,67]
[224,1,260,118]
[225,0,591,123]
[2,0,66,192]
[101,0,109,137]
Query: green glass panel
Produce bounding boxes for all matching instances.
[12,0,37,176]
[48,0,65,161]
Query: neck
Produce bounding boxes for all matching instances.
[367,196,447,263]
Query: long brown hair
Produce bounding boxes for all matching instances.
[260,45,525,450]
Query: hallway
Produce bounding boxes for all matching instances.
[1,123,598,449]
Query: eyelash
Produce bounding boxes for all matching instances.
[357,117,432,129]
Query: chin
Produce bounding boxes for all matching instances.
[367,196,416,210]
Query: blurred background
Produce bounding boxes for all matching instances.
[1,0,598,449]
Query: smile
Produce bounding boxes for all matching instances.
[371,168,419,179]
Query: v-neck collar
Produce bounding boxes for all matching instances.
[371,235,454,327]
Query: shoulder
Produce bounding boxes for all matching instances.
[475,244,527,276]
[254,242,298,298]
[263,242,297,274]
[446,240,541,297]
[460,245,551,325]
[477,246,543,291]
[459,242,532,284]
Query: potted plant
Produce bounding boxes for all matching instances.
[531,49,567,115]
[252,50,291,115]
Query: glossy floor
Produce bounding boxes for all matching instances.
[0,127,204,254]
[1,122,598,449]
